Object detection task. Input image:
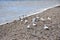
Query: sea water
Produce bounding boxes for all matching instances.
[0,0,60,25]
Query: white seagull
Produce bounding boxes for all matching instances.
[25,20,28,23]
[32,23,36,26]
[27,25,30,29]
[44,24,49,29]
[21,19,23,22]
[32,18,36,23]
[40,17,45,21]
[47,17,51,20]
[36,16,39,19]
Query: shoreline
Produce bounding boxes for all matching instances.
[0,4,59,25]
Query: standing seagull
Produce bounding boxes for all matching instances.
[47,17,51,20]
[20,15,25,22]
[36,16,39,19]
[24,19,28,24]
[27,24,30,29]
[40,17,45,21]
[32,18,36,23]
[36,16,40,22]
[44,24,49,30]
[32,23,37,26]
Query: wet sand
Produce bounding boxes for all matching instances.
[0,6,60,40]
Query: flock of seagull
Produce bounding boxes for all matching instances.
[19,15,51,30]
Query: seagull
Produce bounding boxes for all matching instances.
[25,20,28,23]
[32,17,40,23]
[19,16,21,20]
[36,16,39,19]
[44,24,49,30]
[32,23,36,26]
[19,16,23,22]
[40,17,45,21]
[20,15,25,21]
[27,25,30,29]
[21,19,23,22]
[32,18,36,23]
[47,17,51,20]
